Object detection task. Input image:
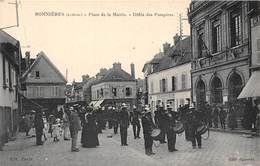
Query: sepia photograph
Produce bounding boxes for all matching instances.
[0,0,260,165]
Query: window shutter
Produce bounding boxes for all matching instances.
[257,39,260,63]
[159,79,162,92]
[165,79,168,92]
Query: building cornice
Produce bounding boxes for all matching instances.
[148,88,191,96]
[147,62,191,76]
[191,57,248,74]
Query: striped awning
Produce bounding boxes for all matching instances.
[89,100,104,108]
[238,71,260,99]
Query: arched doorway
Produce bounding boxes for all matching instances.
[196,79,206,109]
[228,72,243,103]
[228,72,245,128]
[210,76,223,105]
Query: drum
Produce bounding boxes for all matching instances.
[151,128,162,141]
[196,125,208,135]
[173,122,185,134]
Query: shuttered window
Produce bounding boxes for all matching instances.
[172,76,176,91]
[181,74,186,90]
[257,39,260,63]
[2,54,7,88]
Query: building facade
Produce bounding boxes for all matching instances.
[188,1,250,108]
[91,63,136,109]
[144,37,192,112]
[21,51,66,116]
[249,1,260,72]
[188,1,256,128]
[0,30,21,147]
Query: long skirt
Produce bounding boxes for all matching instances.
[81,124,99,148]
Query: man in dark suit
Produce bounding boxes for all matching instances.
[188,107,202,149]
[165,105,178,152]
[130,105,141,139]
[112,107,119,134]
[158,105,167,143]
[119,103,130,146]
[141,106,155,155]
[34,110,44,145]
[69,106,81,152]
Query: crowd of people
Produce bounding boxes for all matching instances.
[18,100,260,155]
[195,100,260,132]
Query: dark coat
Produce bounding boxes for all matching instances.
[219,108,226,119]
[81,113,99,148]
[141,113,155,135]
[130,110,140,124]
[119,109,129,128]
[69,111,81,133]
[34,116,44,131]
[163,111,177,131]
[112,110,119,122]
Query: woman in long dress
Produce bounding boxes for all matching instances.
[81,106,99,148]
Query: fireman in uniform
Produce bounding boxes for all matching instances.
[141,105,156,155]
[164,104,178,152]
[130,105,141,139]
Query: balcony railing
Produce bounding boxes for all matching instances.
[192,44,248,71]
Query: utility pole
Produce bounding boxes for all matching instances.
[0,0,19,30]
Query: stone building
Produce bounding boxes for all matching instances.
[90,62,136,109]
[143,36,192,111]
[188,1,251,113]
[0,30,22,148]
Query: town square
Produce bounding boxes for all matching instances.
[0,1,260,166]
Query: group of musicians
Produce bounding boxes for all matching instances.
[132,102,205,155]
[80,102,205,156]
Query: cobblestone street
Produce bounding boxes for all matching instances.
[0,128,259,166]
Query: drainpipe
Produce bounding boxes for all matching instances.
[190,16,194,103]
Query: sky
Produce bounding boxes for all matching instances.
[1,0,190,83]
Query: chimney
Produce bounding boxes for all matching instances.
[163,42,171,55]
[173,33,181,45]
[82,75,89,82]
[25,51,30,69]
[130,63,135,79]
[99,68,107,75]
[96,68,107,80]
[113,62,121,70]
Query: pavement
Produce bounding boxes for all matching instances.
[0,127,259,166]
[210,127,259,136]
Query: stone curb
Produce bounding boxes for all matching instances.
[209,128,260,137]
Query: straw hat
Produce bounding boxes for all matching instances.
[122,103,127,108]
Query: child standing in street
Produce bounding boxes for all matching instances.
[43,116,49,141]
[52,118,61,142]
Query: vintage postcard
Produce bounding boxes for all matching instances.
[0,0,259,166]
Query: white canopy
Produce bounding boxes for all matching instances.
[89,100,104,108]
[238,71,260,99]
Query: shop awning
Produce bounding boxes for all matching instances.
[238,71,260,99]
[89,100,104,108]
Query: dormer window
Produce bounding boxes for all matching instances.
[35,71,40,79]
